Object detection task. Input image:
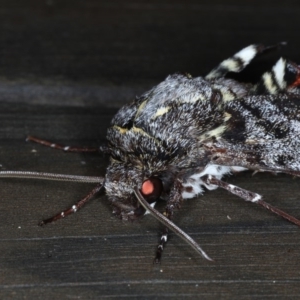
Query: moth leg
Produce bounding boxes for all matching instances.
[39,183,103,225]
[206,42,285,80]
[254,58,300,95]
[155,227,168,263]
[155,180,184,263]
[134,187,212,262]
[26,135,109,153]
[203,175,300,227]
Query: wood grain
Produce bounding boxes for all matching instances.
[0,1,300,299]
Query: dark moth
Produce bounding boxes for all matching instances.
[3,43,300,262]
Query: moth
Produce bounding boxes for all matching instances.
[2,42,300,262]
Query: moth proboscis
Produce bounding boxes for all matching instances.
[2,42,300,262]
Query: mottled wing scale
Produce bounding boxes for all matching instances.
[213,88,300,172]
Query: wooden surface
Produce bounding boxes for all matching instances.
[1,1,300,299]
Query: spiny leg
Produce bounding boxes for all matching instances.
[27,135,110,153]
[154,179,184,263]
[203,175,300,227]
[134,187,212,262]
[39,183,103,225]
[206,42,286,80]
[155,228,168,263]
[145,178,209,264]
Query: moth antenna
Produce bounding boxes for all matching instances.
[0,171,103,183]
[26,135,110,154]
[134,187,213,261]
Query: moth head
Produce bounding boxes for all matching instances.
[104,162,164,221]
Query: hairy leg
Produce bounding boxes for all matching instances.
[40,183,103,225]
[203,175,300,226]
[27,135,110,153]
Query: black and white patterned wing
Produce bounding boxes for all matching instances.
[210,93,300,173]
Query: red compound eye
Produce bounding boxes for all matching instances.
[141,180,154,195]
[141,177,163,200]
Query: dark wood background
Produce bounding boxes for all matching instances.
[1,1,300,299]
